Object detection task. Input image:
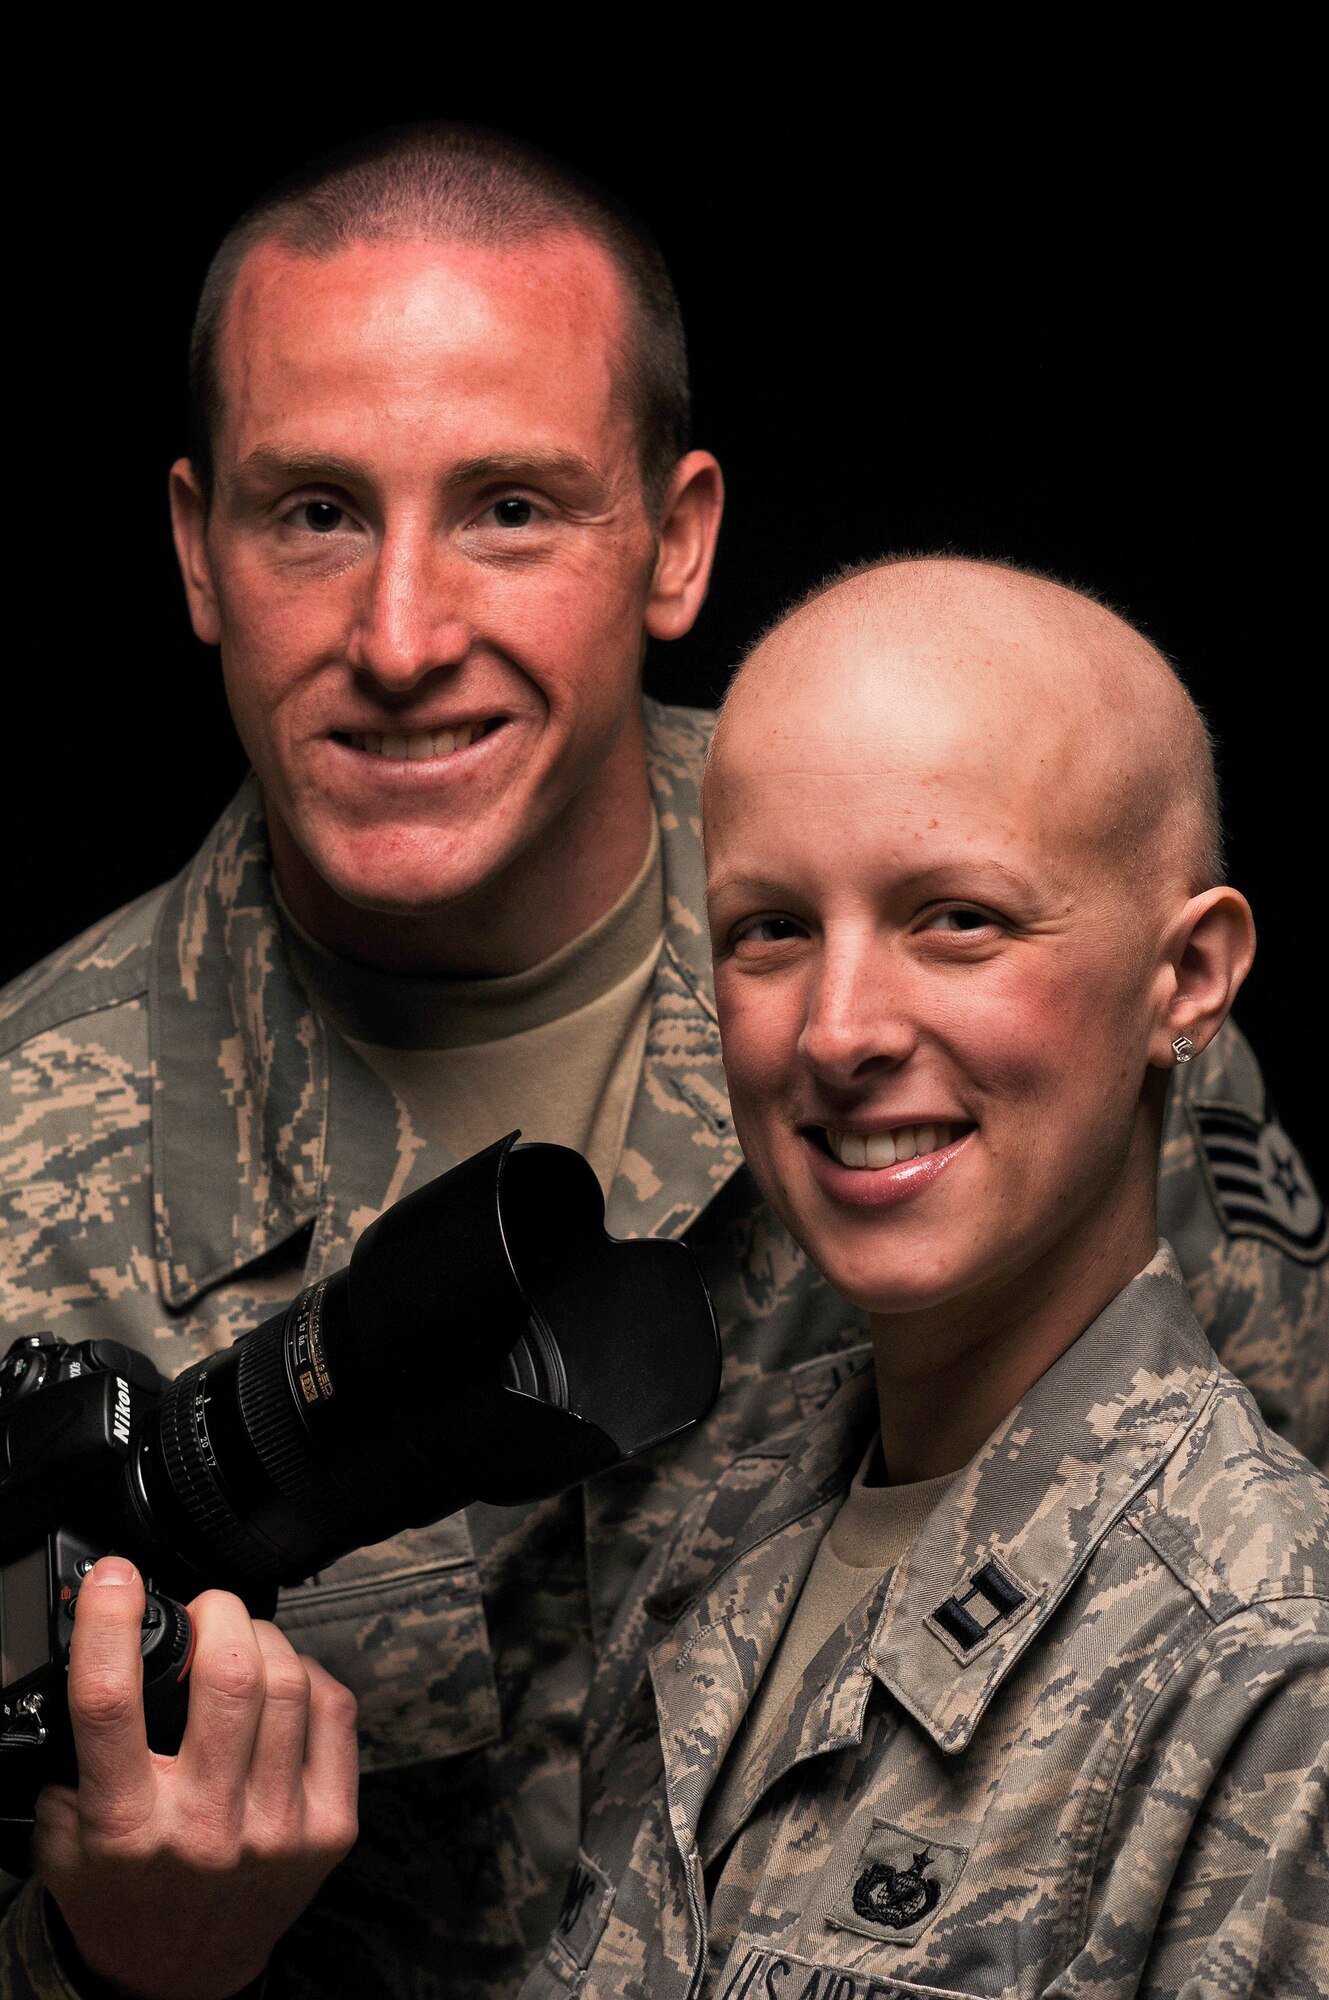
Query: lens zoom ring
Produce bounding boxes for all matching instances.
[157,1367,285,1582]
[237,1335,359,1551]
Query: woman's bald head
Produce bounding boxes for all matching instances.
[708,555,1223,901]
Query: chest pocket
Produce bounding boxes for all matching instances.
[276,1511,501,1773]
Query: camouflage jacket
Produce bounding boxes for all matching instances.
[519,1249,1329,2000]
[1,702,1325,1998]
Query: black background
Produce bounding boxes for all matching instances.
[8,74,1322,1180]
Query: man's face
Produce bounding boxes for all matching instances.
[705,626,1167,1334]
[176,233,676,918]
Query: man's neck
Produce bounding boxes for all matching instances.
[268,741,656,979]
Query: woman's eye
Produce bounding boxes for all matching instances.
[735,916,806,948]
[491,497,535,528]
[298,500,346,533]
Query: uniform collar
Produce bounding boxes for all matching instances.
[149,702,742,1306]
[870,1247,1220,1754]
[650,1248,1220,1851]
[647,1372,879,1852]
[604,700,745,1239]
[149,776,328,1307]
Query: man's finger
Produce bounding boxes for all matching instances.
[299,1657,360,1859]
[174,1591,268,1826]
[65,1557,155,1839]
[247,1621,312,1814]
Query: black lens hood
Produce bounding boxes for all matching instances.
[342,1133,721,1508]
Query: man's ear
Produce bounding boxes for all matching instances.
[643,451,724,642]
[1149,886,1257,1067]
[169,458,222,646]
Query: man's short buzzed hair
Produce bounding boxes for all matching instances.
[188,123,691,513]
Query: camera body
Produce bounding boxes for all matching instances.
[0,1134,720,1838]
[0,1334,198,1832]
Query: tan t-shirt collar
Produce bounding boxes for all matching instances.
[276,815,664,1051]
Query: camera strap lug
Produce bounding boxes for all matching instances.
[0,1690,47,1749]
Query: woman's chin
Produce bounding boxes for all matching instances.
[816,1251,970,1321]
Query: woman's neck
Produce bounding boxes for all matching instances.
[870,1183,1159,1483]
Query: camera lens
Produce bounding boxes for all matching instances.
[109,1137,717,1608]
[503,1320,569,1409]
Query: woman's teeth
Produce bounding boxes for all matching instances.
[825,1123,953,1169]
[352,723,487,761]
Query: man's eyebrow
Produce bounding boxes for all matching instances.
[231,446,367,489]
[228,445,606,494]
[445,450,604,491]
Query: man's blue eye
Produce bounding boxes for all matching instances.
[494,498,533,527]
[302,501,344,532]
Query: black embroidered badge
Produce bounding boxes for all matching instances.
[852,1846,942,1930]
[827,1817,968,1945]
[1188,1103,1327,1265]
[928,1557,1030,1656]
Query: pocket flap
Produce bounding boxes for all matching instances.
[277,1516,501,1772]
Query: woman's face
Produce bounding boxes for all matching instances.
[705,632,1171,1339]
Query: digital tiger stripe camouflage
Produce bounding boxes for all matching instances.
[1,703,1325,1997]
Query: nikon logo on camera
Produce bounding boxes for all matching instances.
[112,1377,133,1447]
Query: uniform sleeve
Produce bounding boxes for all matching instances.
[0,1875,269,2000]
[1072,1607,1329,2000]
[0,1878,83,2000]
[1160,1017,1329,1472]
[1146,1658,1329,1998]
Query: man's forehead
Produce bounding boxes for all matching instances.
[217,229,631,400]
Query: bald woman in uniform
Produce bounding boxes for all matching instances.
[516,557,1329,1999]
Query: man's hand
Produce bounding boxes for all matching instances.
[33,1557,359,2000]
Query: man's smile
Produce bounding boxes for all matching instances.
[322,715,514,783]
[336,717,507,762]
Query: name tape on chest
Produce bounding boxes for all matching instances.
[1188,1103,1327,1265]
[718,1940,937,2000]
[548,1850,614,1972]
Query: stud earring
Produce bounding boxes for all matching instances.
[1172,1035,1196,1064]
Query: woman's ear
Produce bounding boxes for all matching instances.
[1149,886,1257,1068]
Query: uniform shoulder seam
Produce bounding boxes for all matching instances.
[0,888,164,1058]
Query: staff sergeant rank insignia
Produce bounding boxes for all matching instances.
[1188,1102,1328,1264]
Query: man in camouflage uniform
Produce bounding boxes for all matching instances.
[1,134,1325,1999]
[514,561,1329,1998]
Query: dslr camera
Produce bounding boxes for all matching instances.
[0,1135,718,1838]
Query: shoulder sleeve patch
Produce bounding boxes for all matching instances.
[1188,1102,1328,1265]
